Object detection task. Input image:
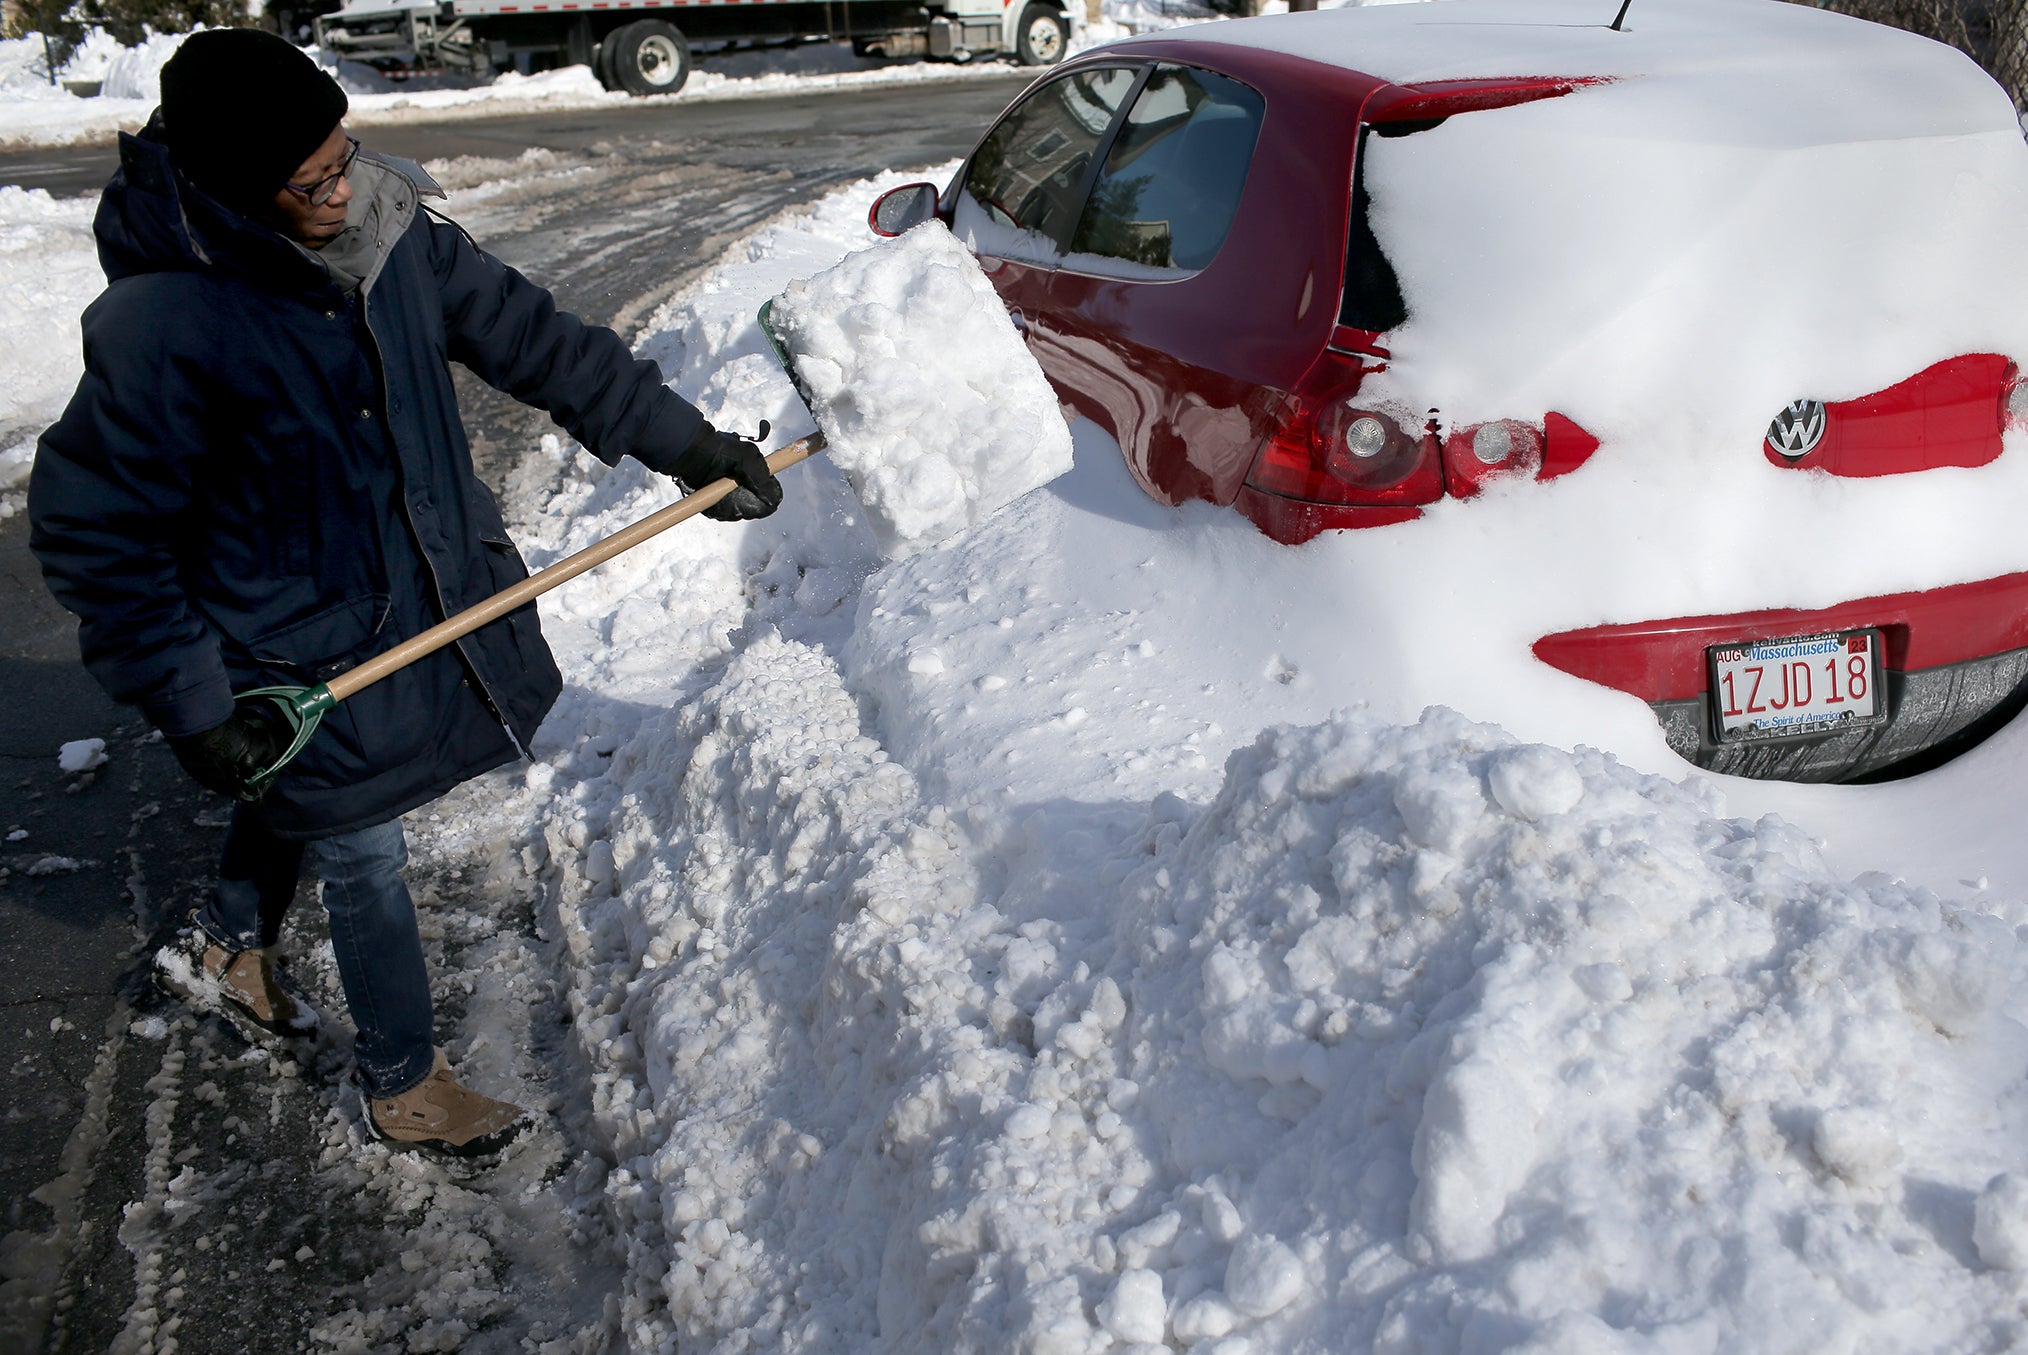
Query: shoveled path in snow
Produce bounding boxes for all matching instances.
[0,80,1016,1353]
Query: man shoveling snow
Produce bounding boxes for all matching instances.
[27,28,783,1159]
[30,28,1079,1161]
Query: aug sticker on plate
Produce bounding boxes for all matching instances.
[1708,630,1884,741]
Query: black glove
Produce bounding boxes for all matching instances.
[676,422,784,522]
[168,704,287,802]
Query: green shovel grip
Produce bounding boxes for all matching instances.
[232,683,337,800]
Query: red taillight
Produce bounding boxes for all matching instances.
[1245,351,1443,507]
[1541,411,1601,479]
[1442,420,1545,497]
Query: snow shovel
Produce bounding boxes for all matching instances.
[230,432,823,799]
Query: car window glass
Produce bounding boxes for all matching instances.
[953,68,1139,267]
[1067,65,1265,275]
[1340,124,1422,333]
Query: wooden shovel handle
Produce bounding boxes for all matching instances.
[325,433,826,705]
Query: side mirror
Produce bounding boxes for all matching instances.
[869,182,940,238]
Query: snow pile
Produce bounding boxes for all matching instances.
[767,222,1072,557]
[0,26,180,96]
[478,163,2028,1351]
[98,29,189,101]
[0,187,102,504]
[1092,710,2028,1351]
[0,27,190,147]
[48,27,131,85]
[0,32,68,91]
[551,645,2028,1352]
[549,634,987,1348]
[0,38,153,147]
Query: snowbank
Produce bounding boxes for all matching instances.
[0,186,102,509]
[1090,710,2028,1353]
[545,630,2028,1352]
[98,29,187,100]
[0,27,192,146]
[480,168,2028,1353]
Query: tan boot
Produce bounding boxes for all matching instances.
[153,911,320,1044]
[364,1050,528,1158]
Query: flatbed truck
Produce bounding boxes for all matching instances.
[315,0,1074,94]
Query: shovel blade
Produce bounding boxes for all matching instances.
[231,684,336,801]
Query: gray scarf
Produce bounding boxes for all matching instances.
[294,151,446,296]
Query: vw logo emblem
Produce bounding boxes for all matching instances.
[1767,399,1828,458]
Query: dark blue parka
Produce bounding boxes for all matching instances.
[30,124,705,838]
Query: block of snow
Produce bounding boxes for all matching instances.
[1223,1235,1305,1318]
[58,737,107,773]
[24,855,87,876]
[1096,1268,1167,1343]
[1976,1175,2028,1270]
[1810,1106,1902,1184]
[1486,744,1583,821]
[766,221,1073,559]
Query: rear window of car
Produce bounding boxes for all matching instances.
[1069,65,1265,275]
[1340,122,1427,333]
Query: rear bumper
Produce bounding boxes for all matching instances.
[1534,571,2028,782]
[1648,646,2028,782]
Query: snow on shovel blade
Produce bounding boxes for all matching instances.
[762,221,1073,559]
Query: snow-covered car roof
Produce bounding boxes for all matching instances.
[1184,0,2015,143]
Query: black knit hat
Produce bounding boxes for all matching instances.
[159,29,350,214]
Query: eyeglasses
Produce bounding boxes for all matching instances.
[284,137,361,207]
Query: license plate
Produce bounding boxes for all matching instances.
[1707,629,1884,741]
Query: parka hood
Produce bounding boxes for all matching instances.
[94,115,324,290]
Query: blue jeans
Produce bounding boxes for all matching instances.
[197,804,436,1098]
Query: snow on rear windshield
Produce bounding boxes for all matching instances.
[1213,0,2011,142]
[1355,75,2028,450]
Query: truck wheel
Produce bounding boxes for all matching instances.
[1014,4,1067,65]
[606,19,690,96]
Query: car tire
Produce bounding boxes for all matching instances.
[606,19,691,96]
[1014,4,1067,66]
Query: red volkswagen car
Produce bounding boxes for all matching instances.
[868,0,2028,784]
